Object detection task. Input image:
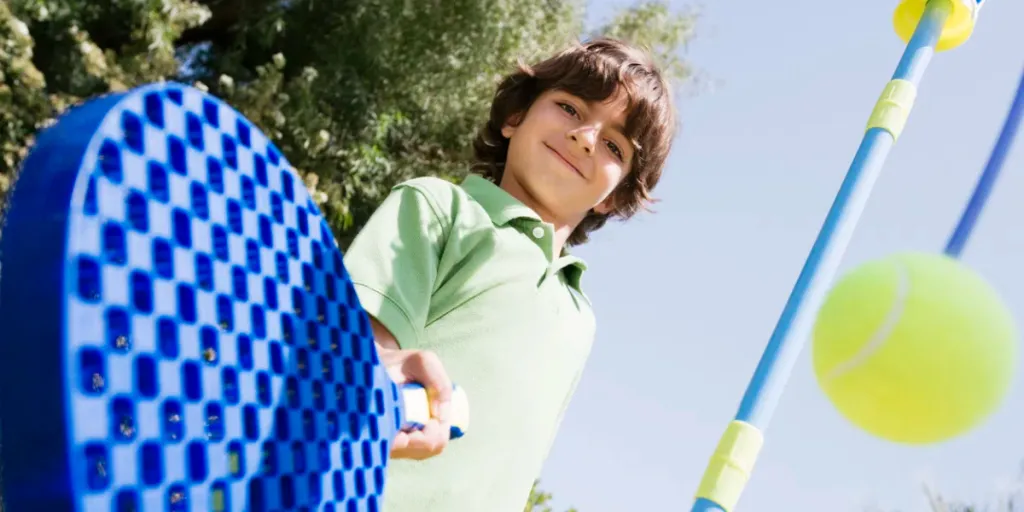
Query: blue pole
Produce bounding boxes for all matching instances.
[944,65,1024,257]
[690,1,954,510]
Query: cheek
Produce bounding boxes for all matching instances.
[506,127,533,159]
[595,161,628,193]
[534,104,570,129]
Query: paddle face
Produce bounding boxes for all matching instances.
[0,84,406,511]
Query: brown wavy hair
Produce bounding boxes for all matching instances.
[472,37,677,246]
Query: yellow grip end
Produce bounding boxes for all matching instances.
[894,0,981,52]
[694,420,765,512]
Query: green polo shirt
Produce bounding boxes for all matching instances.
[342,174,596,512]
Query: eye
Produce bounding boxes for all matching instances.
[605,140,624,161]
[557,102,579,118]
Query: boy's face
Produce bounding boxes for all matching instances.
[500,88,635,225]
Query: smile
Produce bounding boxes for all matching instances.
[544,143,584,178]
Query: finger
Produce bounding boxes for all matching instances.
[416,420,449,455]
[391,431,410,452]
[385,364,407,385]
[403,428,428,448]
[403,351,453,420]
[376,346,409,385]
[397,428,440,460]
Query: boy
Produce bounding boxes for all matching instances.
[342,37,677,511]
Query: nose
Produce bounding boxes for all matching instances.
[567,125,598,155]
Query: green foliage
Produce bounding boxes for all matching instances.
[0,0,210,205]
[920,482,1024,512]
[0,0,697,247]
[867,473,1024,512]
[525,480,578,512]
[594,1,698,83]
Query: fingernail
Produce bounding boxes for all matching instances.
[438,401,451,423]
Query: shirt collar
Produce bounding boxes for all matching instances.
[460,175,589,291]
[460,174,540,226]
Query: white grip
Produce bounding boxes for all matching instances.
[400,383,470,439]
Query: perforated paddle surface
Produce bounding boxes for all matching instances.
[0,84,405,512]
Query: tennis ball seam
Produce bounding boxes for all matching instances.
[821,260,910,383]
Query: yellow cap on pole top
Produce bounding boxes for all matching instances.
[893,0,984,51]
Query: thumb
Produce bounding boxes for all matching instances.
[401,350,453,423]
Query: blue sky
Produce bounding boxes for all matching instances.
[539,1,1024,511]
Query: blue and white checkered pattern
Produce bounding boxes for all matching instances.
[0,83,405,512]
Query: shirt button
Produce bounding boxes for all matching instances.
[532,226,545,239]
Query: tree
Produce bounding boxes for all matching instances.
[866,467,1024,512]
[919,480,1024,512]
[0,0,697,246]
[525,479,579,512]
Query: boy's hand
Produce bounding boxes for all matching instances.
[378,346,454,460]
[368,317,453,461]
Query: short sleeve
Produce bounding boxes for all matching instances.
[342,183,448,349]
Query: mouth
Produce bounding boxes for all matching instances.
[544,143,584,178]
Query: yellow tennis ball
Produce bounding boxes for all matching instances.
[812,252,1017,444]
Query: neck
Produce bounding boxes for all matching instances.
[498,173,579,256]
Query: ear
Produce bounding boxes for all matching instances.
[593,195,616,215]
[501,112,524,139]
